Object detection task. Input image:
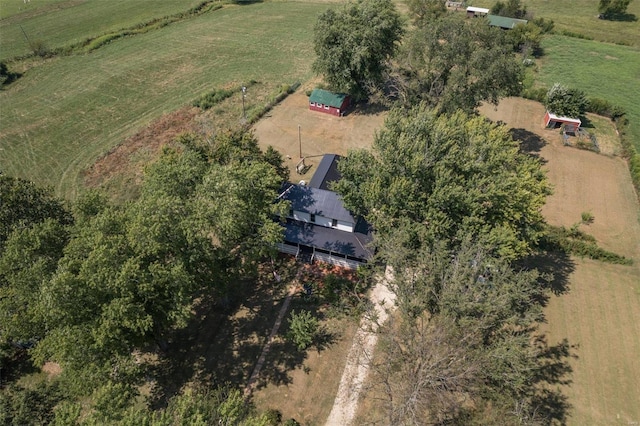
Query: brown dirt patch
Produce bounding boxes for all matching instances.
[480,97,640,425]
[41,361,62,378]
[252,84,387,183]
[82,106,199,193]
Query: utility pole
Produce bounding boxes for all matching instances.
[298,124,302,159]
[241,86,247,122]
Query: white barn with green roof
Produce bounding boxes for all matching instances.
[309,89,351,117]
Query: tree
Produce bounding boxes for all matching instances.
[312,0,404,100]
[491,0,528,18]
[406,0,447,27]
[287,310,320,350]
[366,239,571,425]
[0,176,72,249]
[392,15,522,113]
[333,104,550,260]
[599,0,633,19]
[545,83,589,117]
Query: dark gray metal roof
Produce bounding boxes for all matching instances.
[281,219,373,260]
[281,183,355,224]
[308,154,342,190]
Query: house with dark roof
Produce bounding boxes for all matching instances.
[309,89,351,117]
[487,14,528,29]
[276,154,372,269]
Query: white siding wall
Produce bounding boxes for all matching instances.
[291,211,355,232]
[276,243,298,256]
[314,215,332,228]
[335,220,354,232]
[293,211,310,222]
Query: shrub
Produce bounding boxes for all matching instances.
[287,310,319,350]
[581,211,594,224]
[545,83,589,117]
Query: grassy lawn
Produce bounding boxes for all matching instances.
[0,0,206,61]
[467,0,640,46]
[0,1,329,199]
[535,35,640,152]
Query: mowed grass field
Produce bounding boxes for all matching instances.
[467,0,640,47]
[0,1,330,198]
[0,0,206,61]
[536,35,640,152]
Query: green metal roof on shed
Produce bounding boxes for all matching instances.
[487,14,527,29]
[309,89,349,108]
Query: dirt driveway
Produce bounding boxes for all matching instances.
[252,88,387,182]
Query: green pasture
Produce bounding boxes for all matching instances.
[468,0,640,46]
[0,2,328,198]
[0,0,206,60]
[536,35,640,151]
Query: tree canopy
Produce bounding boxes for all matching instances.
[490,0,528,18]
[545,83,589,117]
[368,239,571,425]
[312,0,404,100]
[333,104,550,260]
[392,15,523,113]
[0,131,288,407]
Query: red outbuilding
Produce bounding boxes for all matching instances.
[544,111,582,133]
[309,89,350,117]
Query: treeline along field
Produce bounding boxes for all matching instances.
[0,1,328,199]
[0,0,206,60]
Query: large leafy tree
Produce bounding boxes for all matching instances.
[368,239,571,425]
[393,15,522,113]
[333,104,550,260]
[312,0,404,100]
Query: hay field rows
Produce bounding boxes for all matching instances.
[0,0,206,60]
[0,1,329,198]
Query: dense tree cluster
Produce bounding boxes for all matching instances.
[334,104,550,260]
[0,132,290,421]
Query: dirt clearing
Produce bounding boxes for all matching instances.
[252,86,387,183]
[480,97,640,425]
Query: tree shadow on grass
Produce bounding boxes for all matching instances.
[346,101,389,117]
[510,128,548,160]
[147,259,303,408]
[600,12,637,22]
[146,258,339,408]
[530,335,578,424]
[517,250,575,307]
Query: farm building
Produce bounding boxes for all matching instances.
[467,6,490,17]
[309,89,351,117]
[487,14,528,29]
[544,111,582,133]
[276,154,372,269]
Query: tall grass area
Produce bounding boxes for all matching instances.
[536,35,640,152]
[467,0,640,46]
[0,0,206,60]
[0,2,328,198]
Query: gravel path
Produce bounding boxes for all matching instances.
[325,268,396,425]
